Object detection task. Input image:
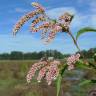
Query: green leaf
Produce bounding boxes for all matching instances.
[56,75,62,96]
[76,27,96,40]
[89,62,96,69]
[79,79,96,86]
[56,64,67,96]
[79,80,91,86]
[60,64,68,76]
[76,60,88,69]
[91,80,96,83]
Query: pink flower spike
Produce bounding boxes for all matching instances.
[26,61,48,83]
[31,2,45,10]
[46,62,59,85]
[68,64,74,70]
[37,67,47,82]
[26,58,61,85]
[67,54,80,70]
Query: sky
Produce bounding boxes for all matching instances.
[0,0,96,54]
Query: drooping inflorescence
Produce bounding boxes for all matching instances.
[26,60,48,83]
[13,2,73,43]
[26,54,80,85]
[67,53,80,70]
[13,2,81,86]
[59,12,73,31]
[26,58,61,85]
[13,2,45,35]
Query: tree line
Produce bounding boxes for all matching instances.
[0,48,96,60]
[0,50,69,60]
[77,48,96,59]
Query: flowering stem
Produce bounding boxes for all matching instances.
[67,30,81,52]
[68,30,96,70]
[60,64,68,76]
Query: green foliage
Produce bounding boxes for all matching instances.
[76,27,96,40]
[93,53,96,61]
[77,48,96,59]
[56,75,62,96]
[79,80,91,86]
[0,53,10,60]
[76,60,88,69]
[0,48,96,60]
[60,64,68,76]
[91,80,96,83]
[0,60,96,96]
[79,79,96,86]
[10,51,24,60]
[88,62,96,69]
[56,64,67,96]
[0,50,64,60]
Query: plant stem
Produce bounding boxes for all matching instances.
[67,30,86,59]
[67,30,81,52]
[68,30,96,70]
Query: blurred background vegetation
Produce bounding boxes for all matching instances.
[0,48,96,96]
[0,47,96,60]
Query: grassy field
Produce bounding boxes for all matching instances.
[0,60,96,96]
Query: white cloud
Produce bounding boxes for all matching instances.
[46,6,96,31]
[8,7,29,14]
[0,34,78,54]
[46,7,77,19]
[46,7,85,28]
[91,15,96,27]
[15,8,29,13]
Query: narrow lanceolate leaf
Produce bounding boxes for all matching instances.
[60,64,68,76]
[56,64,67,96]
[76,60,88,69]
[76,27,96,40]
[79,79,96,86]
[79,80,91,86]
[56,75,62,96]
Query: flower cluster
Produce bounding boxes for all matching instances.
[31,15,45,28]
[26,58,61,85]
[59,12,73,30]
[32,2,45,10]
[26,60,47,83]
[59,12,72,21]
[13,2,45,35]
[41,28,48,39]
[13,2,73,44]
[46,25,62,42]
[30,20,62,43]
[12,2,75,47]
[13,9,45,35]
[31,21,50,32]
[45,60,60,85]
[67,54,80,70]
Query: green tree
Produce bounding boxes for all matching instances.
[10,51,23,60]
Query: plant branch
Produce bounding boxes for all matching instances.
[67,29,96,70]
[67,30,81,52]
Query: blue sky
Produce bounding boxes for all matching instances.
[0,0,96,54]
